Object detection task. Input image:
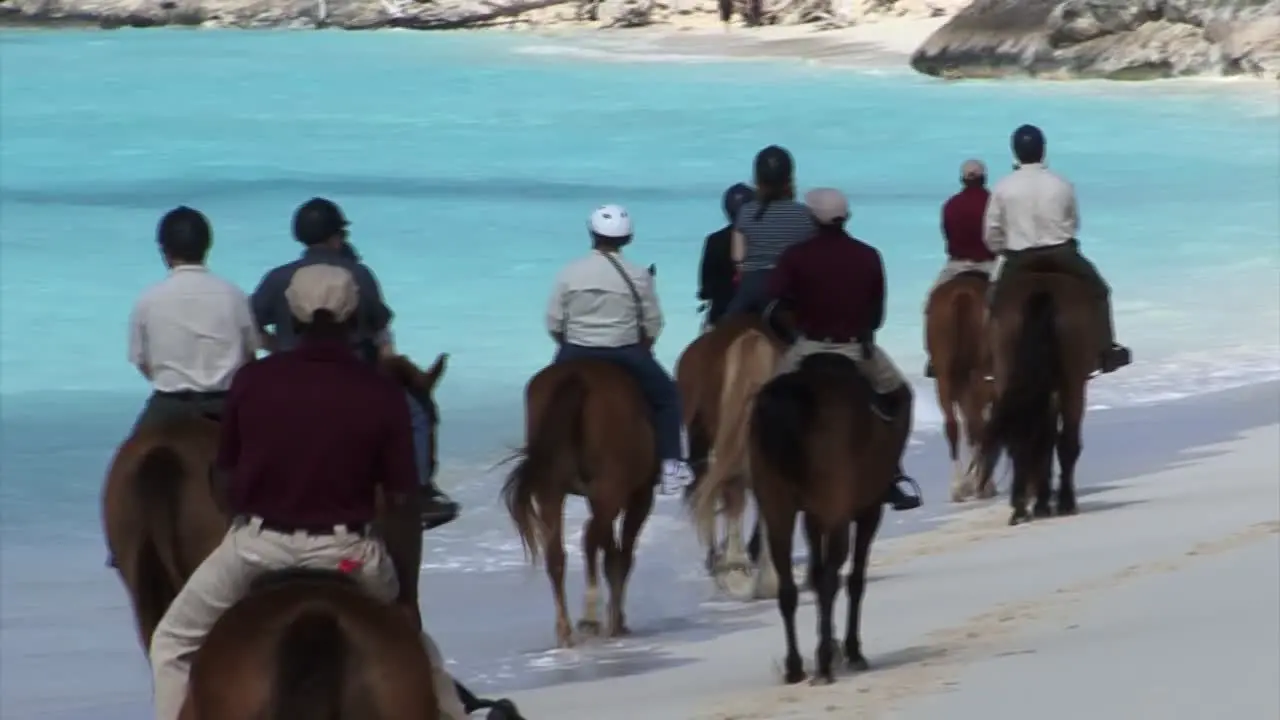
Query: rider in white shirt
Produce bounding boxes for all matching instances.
[546,205,694,494]
[128,207,260,432]
[984,125,1130,374]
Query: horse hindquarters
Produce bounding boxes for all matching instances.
[269,609,349,720]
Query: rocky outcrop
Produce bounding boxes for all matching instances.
[910,0,1280,80]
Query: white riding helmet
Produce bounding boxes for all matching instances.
[588,204,633,240]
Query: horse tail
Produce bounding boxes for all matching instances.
[949,290,981,393]
[688,329,777,545]
[502,374,587,565]
[133,445,189,597]
[270,608,348,720]
[981,292,1060,463]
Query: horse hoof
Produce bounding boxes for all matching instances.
[576,619,602,636]
[1057,504,1078,517]
[486,700,523,720]
[846,655,870,672]
[783,668,807,685]
[1008,513,1026,526]
[809,674,836,687]
[977,484,997,500]
[716,568,756,600]
[1033,505,1052,519]
[607,624,631,638]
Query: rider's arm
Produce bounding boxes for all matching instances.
[127,299,152,380]
[546,271,569,345]
[249,269,281,353]
[869,249,887,333]
[639,271,664,346]
[766,246,795,300]
[697,234,714,301]
[351,263,394,347]
[730,229,746,265]
[216,372,246,474]
[982,190,1007,255]
[379,390,422,605]
[232,289,263,364]
[1063,181,1081,238]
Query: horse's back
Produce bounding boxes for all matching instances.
[998,272,1096,375]
[191,570,435,719]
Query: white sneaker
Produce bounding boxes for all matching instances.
[659,459,694,495]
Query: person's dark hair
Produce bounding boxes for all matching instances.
[752,145,795,221]
[157,206,212,264]
[293,197,349,247]
[590,232,630,250]
[1011,124,1046,165]
[292,308,353,339]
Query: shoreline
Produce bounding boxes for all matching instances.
[2,380,1277,719]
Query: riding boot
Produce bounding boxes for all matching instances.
[924,360,936,379]
[869,390,900,422]
[885,475,923,512]
[420,481,461,531]
[1096,298,1131,374]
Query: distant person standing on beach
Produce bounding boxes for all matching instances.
[723,145,815,318]
[127,206,260,433]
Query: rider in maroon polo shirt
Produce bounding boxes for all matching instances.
[765,188,921,512]
[148,264,472,720]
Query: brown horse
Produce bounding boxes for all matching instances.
[502,359,658,647]
[676,314,783,597]
[180,568,440,720]
[978,273,1096,525]
[694,352,909,685]
[101,353,447,651]
[924,272,997,502]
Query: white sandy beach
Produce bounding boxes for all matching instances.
[503,423,1280,719]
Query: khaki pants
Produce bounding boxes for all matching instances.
[150,519,467,720]
[929,259,997,297]
[775,338,907,395]
[131,392,225,436]
[993,241,1114,349]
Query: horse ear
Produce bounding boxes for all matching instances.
[422,353,448,393]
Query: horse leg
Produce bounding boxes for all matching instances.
[812,521,851,686]
[541,494,574,647]
[962,389,995,499]
[577,516,605,636]
[843,505,882,671]
[1008,455,1031,526]
[609,484,655,638]
[753,514,782,600]
[763,505,804,684]
[1055,386,1084,516]
[938,378,969,503]
[802,513,821,593]
[686,423,718,574]
[721,483,751,571]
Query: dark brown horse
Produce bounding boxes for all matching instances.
[676,314,782,596]
[978,273,1096,525]
[101,353,447,651]
[502,359,658,647]
[694,352,910,685]
[179,569,440,720]
[924,272,997,502]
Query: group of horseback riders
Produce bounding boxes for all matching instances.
[117,121,1129,718]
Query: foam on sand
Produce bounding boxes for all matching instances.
[504,424,1280,719]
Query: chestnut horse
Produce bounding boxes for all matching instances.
[676,314,783,598]
[101,353,446,651]
[978,273,1096,525]
[924,272,997,502]
[502,359,658,647]
[180,569,440,720]
[695,352,910,685]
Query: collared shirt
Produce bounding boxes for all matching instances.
[943,186,996,263]
[734,199,816,272]
[250,246,393,353]
[217,337,417,527]
[984,163,1079,254]
[546,250,663,348]
[127,265,260,393]
[767,227,885,343]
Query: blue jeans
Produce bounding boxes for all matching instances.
[723,269,773,318]
[554,343,684,462]
[406,391,432,488]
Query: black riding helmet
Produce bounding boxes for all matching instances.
[293,197,349,246]
[753,145,794,187]
[1011,124,1046,165]
[721,182,756,223]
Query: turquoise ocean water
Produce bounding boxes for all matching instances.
[1,29,1278,718]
